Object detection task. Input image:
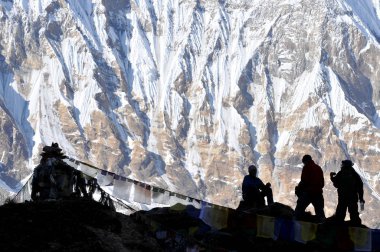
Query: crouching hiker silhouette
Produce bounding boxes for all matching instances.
[330,160,364,226]
[240,165,273,210]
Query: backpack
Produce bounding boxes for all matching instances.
[337,168,360,197]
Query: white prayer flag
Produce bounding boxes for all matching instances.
[152,188,170,204]
[133,183,152,205]
[96,171,114,186]
[113,177,132,201]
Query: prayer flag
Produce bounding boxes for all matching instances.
[256,215,276,239]
[156,230,167,240]
[372,229,380,251]
[78,165,98,177]
[191,199,201,209]
[174,193,190,206]
[96,171,114,186]
[133,183,152,205]
[153,190,170,204]
[176,193,187,200]
[199,202,229,230]
[274,218,295,241]
[294,220,318,244]
[113,178,132,201]
[349,227,372,252]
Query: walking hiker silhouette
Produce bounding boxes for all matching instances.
[294,155,326,223]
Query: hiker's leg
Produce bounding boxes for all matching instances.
[348,200,361,225]
[295,192,311,220]
[312,194,326,222]
[335,198,348,223]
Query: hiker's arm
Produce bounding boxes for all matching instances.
[330,172,339,188]
[356,173,364,202]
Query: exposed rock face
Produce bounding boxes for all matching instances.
[0,0,379,227]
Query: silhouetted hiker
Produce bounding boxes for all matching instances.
[241,165,273,209]
[330,160,364,226]
[31,143,75,200]
[294,155,326,222]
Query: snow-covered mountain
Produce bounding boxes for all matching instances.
[0,0,379,227]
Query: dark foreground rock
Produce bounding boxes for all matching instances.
[0,199,376,251]
[0,198,160,252]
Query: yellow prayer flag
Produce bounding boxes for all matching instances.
[294,221,318,244]
[256,215,276,239]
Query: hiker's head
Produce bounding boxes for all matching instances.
[301,154,312,164]
[248,165,257,177]
[341,160,353,169]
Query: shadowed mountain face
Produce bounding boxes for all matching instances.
[0,0,379,228]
